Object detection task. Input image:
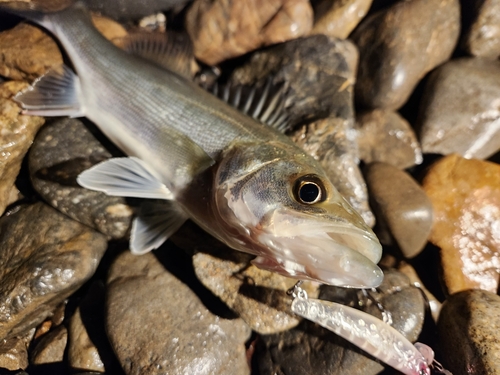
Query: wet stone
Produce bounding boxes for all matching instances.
[311,0,372,39]
[83,0,191,21]
[365,162,433,258]
[422,154,500,294]
[106,251,251,375]
[29,118,133,239]
[186,0,313,65]
[291,117,375,226]
[462,0,500,59]
[0,330,33,371]
[193,248,319,335]
[30,325,67,365]
[0,22,63,81]
[352,0,460,110]
[0,81,44,216]
[0,202,108,340]
[255,268,425,375]
[438,289,500,375]
[418,58,500,159]
[230,35,358,128]
[356,109,422,169]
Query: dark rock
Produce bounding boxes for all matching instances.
[291,117,375,226]
[0,330,33,371]
[311,0,372,39]
[352,0,460,110]
[255,268,425,375]
[438,289,500,375]
[356,109,422,169]
[0,81,44,216]
[418,58,500,159]
[193,249,319,334]
[0,202,108,340]
[29,118,133,239]
[0,23,62,81]
[422,154,500,294]
[84,0,191,21]
[186,0,313,65]
[365,162,433,258]
[230,35,358,128]
[462,0,500,59]
[106,251,251,375]
[30,325,67,365]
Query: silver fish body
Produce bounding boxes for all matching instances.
[7,3,383,288]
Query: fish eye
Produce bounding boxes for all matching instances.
[294,175,325,204]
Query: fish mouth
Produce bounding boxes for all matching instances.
[255,212,384,288]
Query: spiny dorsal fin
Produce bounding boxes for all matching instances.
[211,78,291,133]
[119,31,195,79]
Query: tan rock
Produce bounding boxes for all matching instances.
[91,14,128,44]
[0,330,33,371]
[31,325,67,365]
[0,82,44,216]
[311,0,372,39]
[186,0,313,65]
[463,0,500,59]
[0,23,62,80]
[422,154,500,294]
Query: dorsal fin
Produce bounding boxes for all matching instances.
[118,31,195,79]
[210,78,291,133]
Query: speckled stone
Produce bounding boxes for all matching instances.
[0,330,33,371]
[462,0,500,59]
[422,154,500,294]
[0,22,62,80]
[311,0,372,39]
[0,81,44,216]
[29,118,133,239]
[365,162,433,258]
[418,58,500,159]
[0,203,108,340]
[193,248,319,334]
[352,0,460,110]
[255,268,425,375]
[106,250,251,375]
[438,289,500,375]
[356,109,422,169]
[186,0,313,65]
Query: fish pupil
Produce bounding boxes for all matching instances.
[299,182,321,203]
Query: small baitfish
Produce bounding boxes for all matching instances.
[3,2,383,288]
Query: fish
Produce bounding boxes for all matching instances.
[2,1,384,288]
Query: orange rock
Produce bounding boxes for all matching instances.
[422,154,500,294]
[185,0,313,65]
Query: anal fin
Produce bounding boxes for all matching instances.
[14,64,83,117]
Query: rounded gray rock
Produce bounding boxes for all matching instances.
[29,117,133,239]
[106,251,251,375]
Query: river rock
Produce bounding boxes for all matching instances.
[0,81,44,216]
[0,202,107,340]
[31,325,67,365]
[438,289,500,375]
[29,118,133,239]
[106,250,251,375]
[186,0,313,65]
[67,282,107,373]
[291,117,375,226]
[311,0,372,39]
[462,0,500,59]
[365,162,433,258]
[0,330,33,371]
[356,109,422,169]
[193,248,319,335]
[230,34,358,128]
[255,268,425,375]
[84,0,190,21]
[418,58,500,159]
[352,0,460,110]
[422,154,500,294]
[0,22,62,81]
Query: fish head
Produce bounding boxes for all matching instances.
[214,141,383,288]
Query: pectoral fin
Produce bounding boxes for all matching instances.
[14,64,83,117]
[77,157,173,199]
[131,200,187,254]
